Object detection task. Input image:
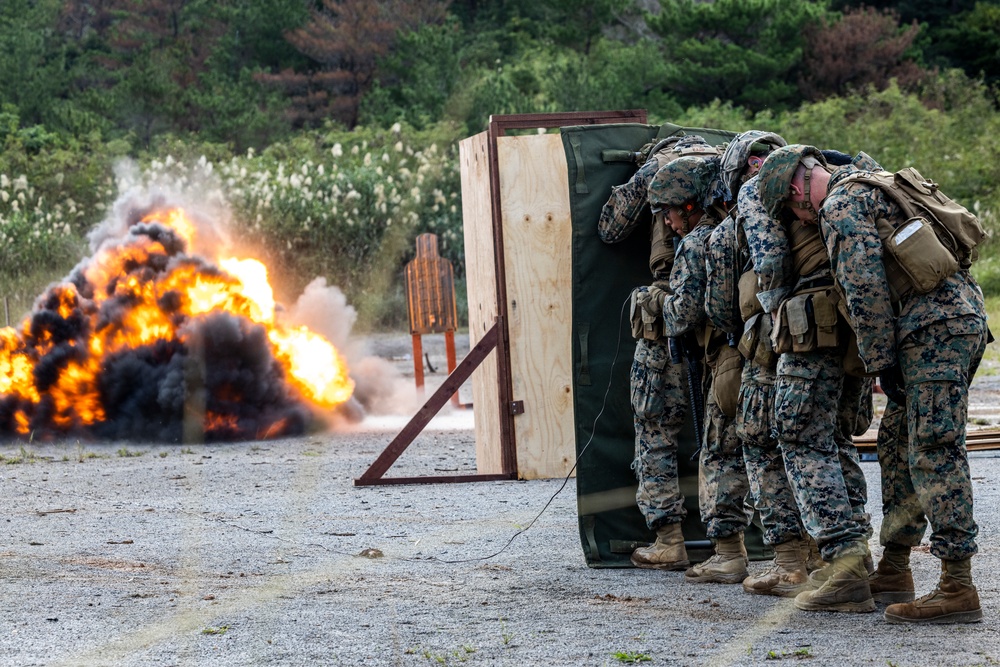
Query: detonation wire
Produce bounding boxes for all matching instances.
[425,293,632,564]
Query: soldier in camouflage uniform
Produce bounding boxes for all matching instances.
[598,135,722,571]
[750,146,876,614]
[641,155,753,585]
[759,144,987,623]
[705,131,815,598]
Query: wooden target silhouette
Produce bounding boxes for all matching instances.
[404,233,461,405]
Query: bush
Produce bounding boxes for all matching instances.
[104,121,465,332]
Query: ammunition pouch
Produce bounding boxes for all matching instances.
[737,269,763,321]
[771,286,841,355]
[706,339,743,418]
[630,285,668,341]
[631,291,661,341]
[737,312,778,370]
[829,286,872,378]
[881,216,959,296]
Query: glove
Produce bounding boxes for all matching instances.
[878,364,906,406]
[635,141,656,165]
[637,285,668,318]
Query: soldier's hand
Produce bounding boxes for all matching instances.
[635,141,656,165]
[638,285,668,318]
[878,364,906,406]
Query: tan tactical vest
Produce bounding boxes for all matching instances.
[787,219,828,278]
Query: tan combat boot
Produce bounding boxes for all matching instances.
[804,549,873,590]
[685,532,748,584]
[630,523,690,571]
[884,558,982,624]
[743,538,809,597]
[801,535,826,573]
[869,544,915,604]
[794,554,876,613]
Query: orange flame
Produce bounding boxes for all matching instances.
[0,207,354,439]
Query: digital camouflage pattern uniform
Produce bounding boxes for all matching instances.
[598,136,720,532]
[705,177,805,548]
[819,164,988,563]
[744,154,874,562]
[648,157,752,543]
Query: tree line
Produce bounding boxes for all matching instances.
[1,0,997,151]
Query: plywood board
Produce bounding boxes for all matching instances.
[459,131,503,474]
[496,134,575,479]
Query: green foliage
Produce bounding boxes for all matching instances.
[360,20,465,130]
[646,0,829,112]
[0,157,93,309]
[776,77,1000,201]
[529,39,682,119]
[208,0,312,73]
[931,3,1000,90]
[0,0,67,128]
[972,255,1000,297]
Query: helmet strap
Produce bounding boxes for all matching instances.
[787,163,819,221]
[678,202,702,235]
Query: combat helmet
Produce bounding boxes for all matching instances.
[757,144,828,219]
[720,130,787,199]
[647,155,726,233]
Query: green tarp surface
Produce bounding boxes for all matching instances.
[562,122,770,567]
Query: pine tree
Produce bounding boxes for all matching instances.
[257,0,449,128]
[798,6,927,101]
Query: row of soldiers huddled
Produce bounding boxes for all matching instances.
[598,129,989,624]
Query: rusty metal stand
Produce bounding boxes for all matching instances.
[354,323,511,485]
[355,110,647,487]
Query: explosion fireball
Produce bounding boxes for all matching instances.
[0,202,355,442]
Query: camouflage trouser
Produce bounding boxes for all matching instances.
[700,370,753,539]
[737,362,805,547]
[834,374,873,541]
[841,375,875,437]
[774,349,871,561]
[631,337,687,530]
[876,401,924,549]
[878,317,986,560]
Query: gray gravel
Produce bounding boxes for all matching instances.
[1,344,1000,666]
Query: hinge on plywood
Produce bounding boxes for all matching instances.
[510,400,524,415]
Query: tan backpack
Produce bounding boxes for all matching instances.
[838,167,988,269]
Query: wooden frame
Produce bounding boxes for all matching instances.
[355,110,647,486]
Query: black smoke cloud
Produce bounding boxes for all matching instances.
[1,210,313,442]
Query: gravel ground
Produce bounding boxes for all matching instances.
[1,336,1000,666]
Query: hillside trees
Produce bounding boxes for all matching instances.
[0,0,68,130]
[932,2,1000,91]
[645,0,827,112]
[798,5,927,101]
[55,0,310,148]
[257,0,450,129]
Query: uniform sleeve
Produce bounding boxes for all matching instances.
[704,217,739,334]
[662,225,711,337]
[740,177,791,313]
[819,184,898,373]
[597,160,657,243]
